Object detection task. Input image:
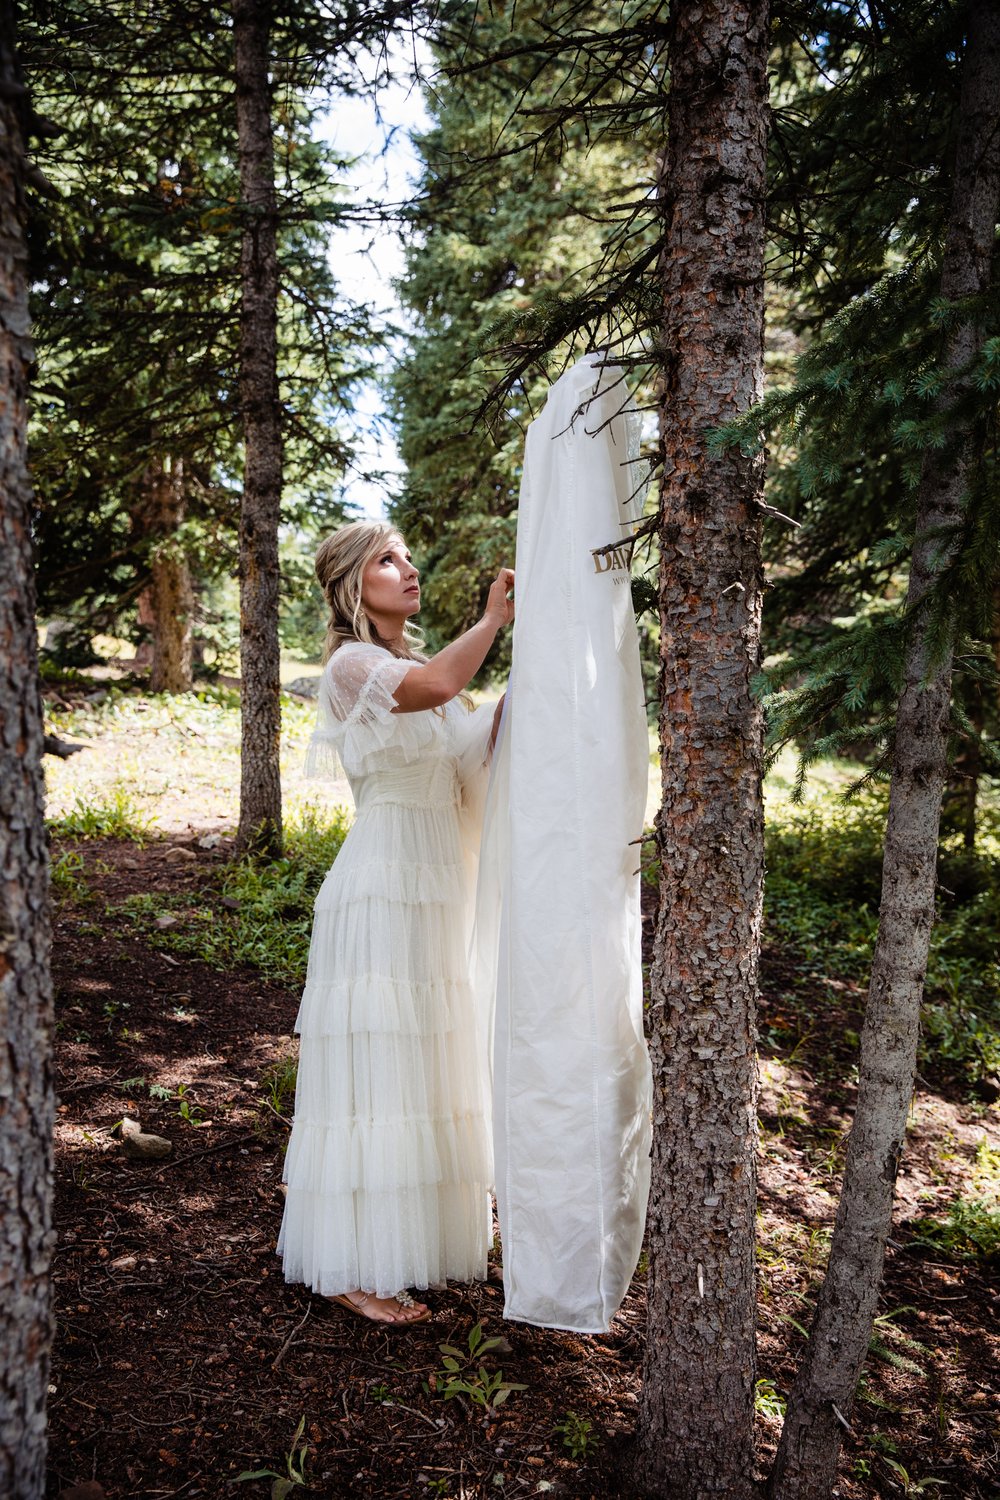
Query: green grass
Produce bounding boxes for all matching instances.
[43,680,324,833]
[762,782,1000,1088]
[48,787,154,844]
[115,804,352,984]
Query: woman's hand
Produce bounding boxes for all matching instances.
[392,567,514,713]
[484,568,515,629]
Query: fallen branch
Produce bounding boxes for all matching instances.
[151,1132,259,1177]
[271,1303,311,1371]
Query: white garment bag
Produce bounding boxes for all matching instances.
[482,353,653,1333]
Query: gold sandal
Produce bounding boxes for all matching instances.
[329,1289,431,1327]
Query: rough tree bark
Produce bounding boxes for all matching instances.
[770,8,1000,1499]
[234,0,283,856]
[637,3,770,1497]
[0,4,56,1494]
[134,455,194,693]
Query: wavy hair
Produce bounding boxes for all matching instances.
[315,520,426,664]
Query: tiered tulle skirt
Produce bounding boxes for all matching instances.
[277,792,493,1298]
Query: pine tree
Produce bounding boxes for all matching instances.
[389,0,658,662]
[737,1,1000,825]
[234,0,284,854]
[636,2,770,1492]
[768,6,1000,1494]
[22,0,365,686]
[0,3,54,1492]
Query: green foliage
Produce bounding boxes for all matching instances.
[908,1198,1000,1263]
[721,5,1000,781]
[233,1413,310,1495]
[754,1379,786,1421]
[115,805,351,984]
[262,1055,299,1118]
[880,1458,946,1496]
[22,0,362,653]
[763,783,1000,1088]
[49,848,91,901]
[429,1322,527,1414]
[389,0,656,671]
[48,789,153,845]
[554,1410,597,1459]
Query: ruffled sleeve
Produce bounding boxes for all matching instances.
[304,644,425,779]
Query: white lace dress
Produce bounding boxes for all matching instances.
[277,642,496,1298]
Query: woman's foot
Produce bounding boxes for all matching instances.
[329,1288,430,1325]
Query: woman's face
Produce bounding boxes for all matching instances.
[360,535,420,624]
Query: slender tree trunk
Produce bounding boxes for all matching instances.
[770,10,1000,1499]
[637,4,769,1496]
[134,455,194,693]
[945,675,982,850]
[0,5,55,1494]
[234,0,282,856]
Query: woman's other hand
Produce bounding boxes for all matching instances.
[484,568,515,628]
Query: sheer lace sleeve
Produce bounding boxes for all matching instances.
[304,644,424,779]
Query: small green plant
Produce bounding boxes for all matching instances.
[70,1162,95,1192]
[145,1079,205,1123]
[262,1055,299,1117]
[50,849,90,900]
[881,1457,945,1496]
[48,788,153,844]
[870,1430,900,1458]
[429,1322,527,1414]
[233,1414,310,1495]
[174,1083,205,1124]
[554,1409,597,1458]
[909,1196,1000,1262]
[754,1378,786,1420]
[367,1383,390,1404]
[868,1308,931,1377]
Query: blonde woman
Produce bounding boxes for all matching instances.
[277,520,513,1326]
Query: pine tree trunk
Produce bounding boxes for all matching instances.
[945,675,982,851]
[636,3,769,1496]
[0,5,55,1494]
[135,455,194,693]
[234,0,282,857]
[769,10,1000,1499]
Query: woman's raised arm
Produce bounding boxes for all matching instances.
[392,568,514,713]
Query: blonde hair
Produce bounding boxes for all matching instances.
[315,520,426,664]
[314,520,474,711]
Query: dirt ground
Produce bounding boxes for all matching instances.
[45,826,999,1500]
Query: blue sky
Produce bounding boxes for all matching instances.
[316,42,432,519]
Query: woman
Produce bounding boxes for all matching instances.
[277,519,514,1326]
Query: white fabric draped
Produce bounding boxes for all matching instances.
[482,353,653,1333]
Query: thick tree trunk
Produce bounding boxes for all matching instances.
[770,10,1000,1499]
[0,6,55,1495]
[234,0,282,857]
[134,455,194,693]
[637,4,769,1497]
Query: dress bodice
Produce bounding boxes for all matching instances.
[304,642,496,820]
[352,746,459,813]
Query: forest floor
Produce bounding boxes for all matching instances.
[42,672,999,1500]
